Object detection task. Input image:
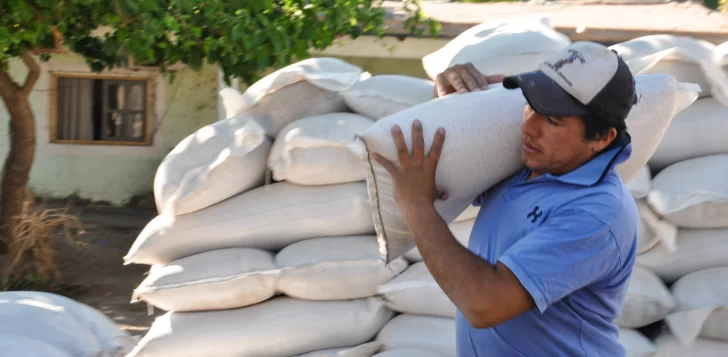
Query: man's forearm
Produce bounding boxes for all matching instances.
[401,205,535,328]
[402,206,499,320]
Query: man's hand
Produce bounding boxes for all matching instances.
[434,63,505,98]
[372,120,447,217]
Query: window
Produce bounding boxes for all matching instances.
[52,74,153,145]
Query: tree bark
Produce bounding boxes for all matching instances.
[0,53,39,263]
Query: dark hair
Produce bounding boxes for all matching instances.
[580,80,639,143]
[579,112,627,142]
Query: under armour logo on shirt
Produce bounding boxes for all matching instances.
[527,206,543,223]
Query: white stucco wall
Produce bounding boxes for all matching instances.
[0,53,219,205]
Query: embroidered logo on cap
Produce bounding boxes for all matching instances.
[544,49,586,87]
[549,50,586,71]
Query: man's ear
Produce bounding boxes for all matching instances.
[592,128,617,153]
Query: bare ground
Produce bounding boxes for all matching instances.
[1,204,162,338]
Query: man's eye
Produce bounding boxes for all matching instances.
[546,116,558,125]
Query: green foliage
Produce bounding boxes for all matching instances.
[458,0,518,3]
[0,0,437,84]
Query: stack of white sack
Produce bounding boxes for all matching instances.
[0,291,138,357]
[421,17,571,80]
[127,58,408,357]
[609,34,728,106]
[610,34,728,355]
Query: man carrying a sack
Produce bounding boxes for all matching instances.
[373,42,640,356]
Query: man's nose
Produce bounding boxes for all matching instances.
[522,111,542,138]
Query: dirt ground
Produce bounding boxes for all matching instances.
[1,204,162,338]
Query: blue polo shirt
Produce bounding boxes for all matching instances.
[458,136,639,357]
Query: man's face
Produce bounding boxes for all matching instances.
[520,105,610,177]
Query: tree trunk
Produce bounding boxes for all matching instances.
[0,53,40,267]
[0,93,36,261]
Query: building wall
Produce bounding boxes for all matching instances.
[0,36,441,205]
[0,53,219,205]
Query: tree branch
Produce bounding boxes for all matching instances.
[20,52,40,97]
[31,27,66,55]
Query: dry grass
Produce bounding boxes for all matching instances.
[1,193,84,289]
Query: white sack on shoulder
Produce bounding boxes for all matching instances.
[293,342,383,357]
[636,228,728,283]
[377,261,456,318]
[648,98,728,171]
[619,329,656,357]
[276,236,408,300]
[610,34,728,105]
[615,265,676,328]
[342,75,435,119]
[422,17,570,80]
[0,291,137,357]
[221,58,362,136]
[127,297,393,357]
[269,113,374,185]
[132,248,280,312]
[360,74,699,262]
[648,154,728,228]
[665,267,728,345]
[125,181,374,265]
[653,332,728,357]
[376,315,456,357]
[154,115,270,216]
[627,165,651,200]
[404,219,474,262]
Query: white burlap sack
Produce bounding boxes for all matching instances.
[220,58,362,136]
[404,219,474,262]
[666,267,728,346]
[154,115,270,216]
[376,315,456,357]
[718,41,728,67]
[422,17,570,80]
[627,165,651,199]
[648,154,728,228]
[276,236,408,300]
[653,332,728,357]
[377,261,455,318]
[635,199,678,255]
[128,297,393,357]
[648,98,728,171]
[132,248,280,312]
[454,205,479,222]
[610,34,728,104]
[0,335,73,357]
[615,265,676,328]
[293,342,383,357]
[268,113,374,185]
[374,349,445,357]
[125,181,374,265]
[342,75,435,119]
[619,329,657,357]
[360,74,699,261]
[636,228,728,283]
[0,291,137,357]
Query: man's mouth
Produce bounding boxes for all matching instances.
[522,139,541,153]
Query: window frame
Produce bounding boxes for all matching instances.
[50,72,154,146]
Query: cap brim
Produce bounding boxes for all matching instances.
[503,71,590,118]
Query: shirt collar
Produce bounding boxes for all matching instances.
[526,132,632,187]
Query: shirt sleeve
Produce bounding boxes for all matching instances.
[498,209,622,313]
